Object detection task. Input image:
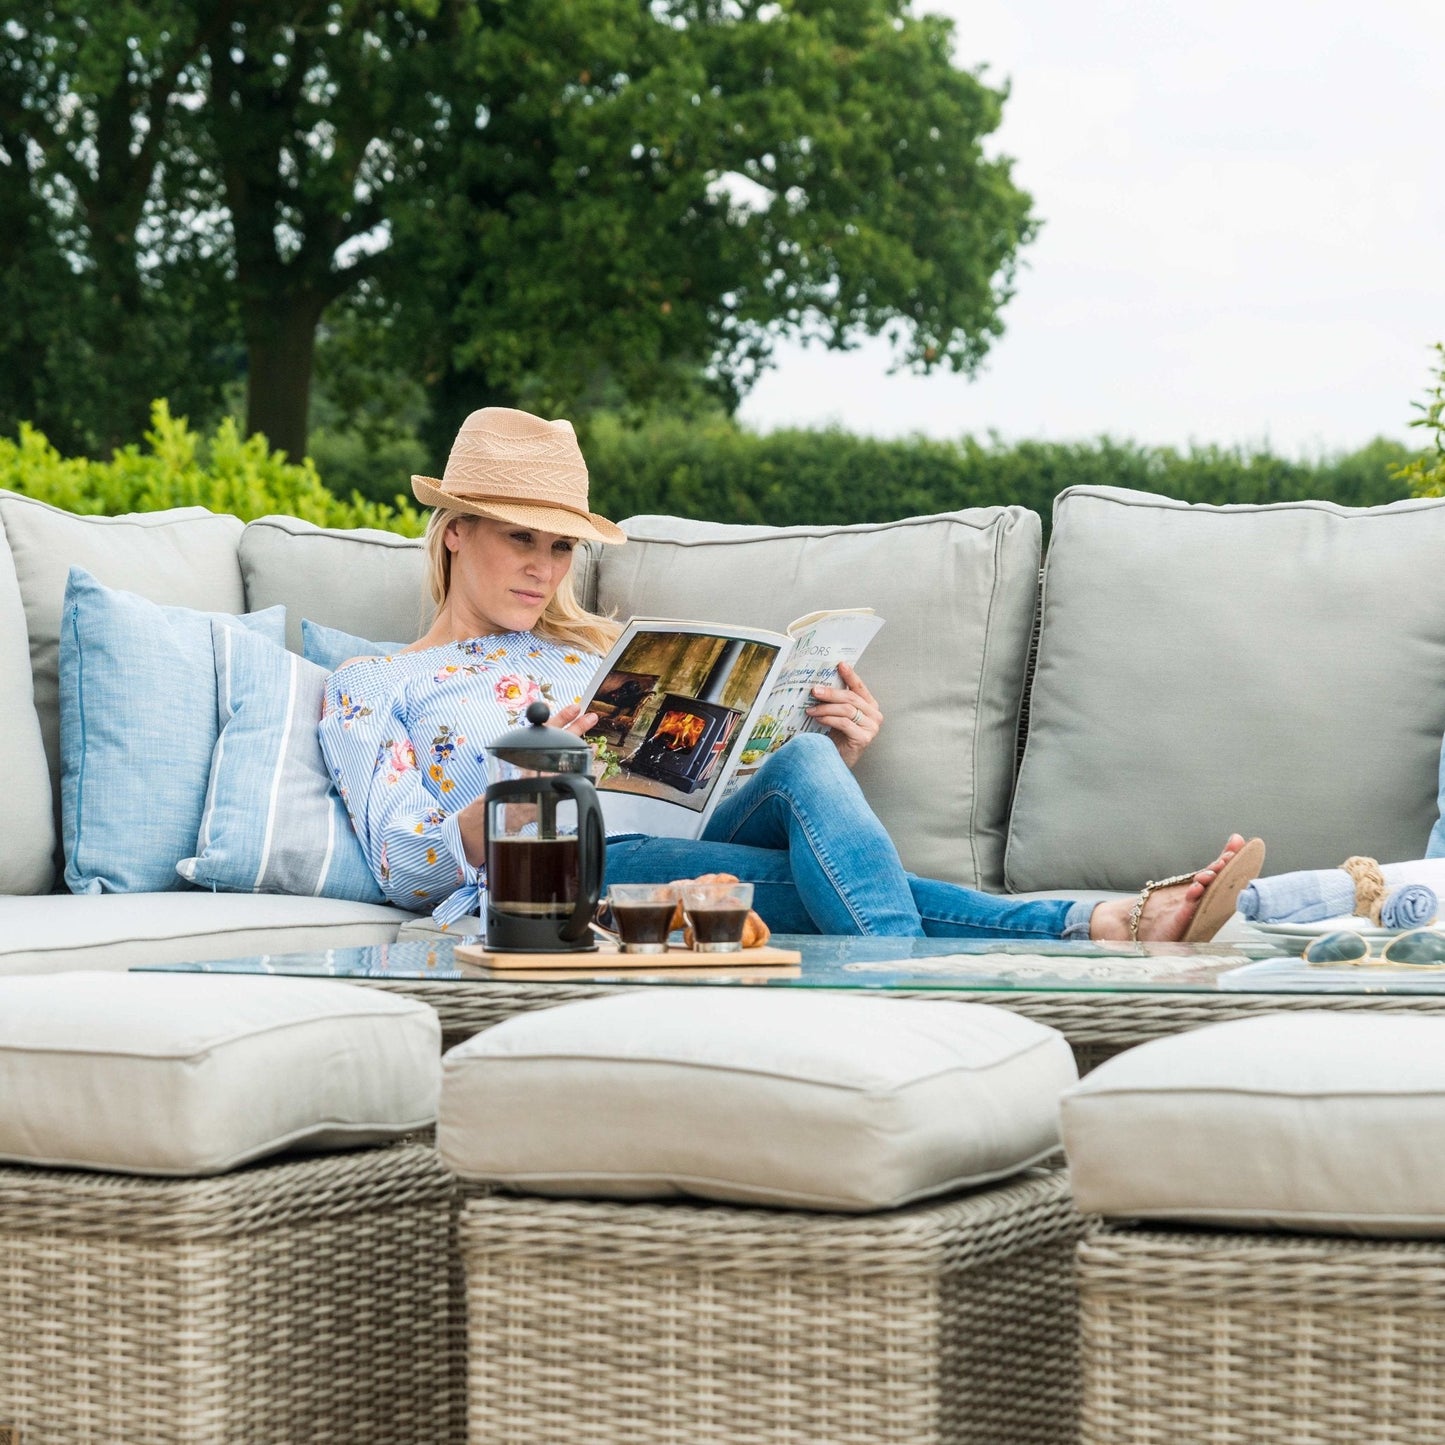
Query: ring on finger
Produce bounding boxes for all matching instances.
[851,707,864,726]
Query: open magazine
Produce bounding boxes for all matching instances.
[578,609,884,839]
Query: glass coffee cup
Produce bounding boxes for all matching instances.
[680,880,755,952]
[606,883,680,954]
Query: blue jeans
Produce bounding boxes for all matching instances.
[604,733,1080,939]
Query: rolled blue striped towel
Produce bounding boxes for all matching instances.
[1236,870,1353,923]
[1381,883,1438,929]
[1238,860,1445,925]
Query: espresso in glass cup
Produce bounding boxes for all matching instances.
[607,883,680,953]
[680,880,755,952]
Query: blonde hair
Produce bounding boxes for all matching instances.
[423,507,622,658]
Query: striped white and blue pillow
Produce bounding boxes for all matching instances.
[177,621,389,904]
[59,567,287,895]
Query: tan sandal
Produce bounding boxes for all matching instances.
[1127,838,1267,943]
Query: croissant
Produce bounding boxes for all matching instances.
[668,872,771,949]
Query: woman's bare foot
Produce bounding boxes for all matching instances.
[1089,834,1249,942]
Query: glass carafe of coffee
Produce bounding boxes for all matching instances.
[483,701,605,952]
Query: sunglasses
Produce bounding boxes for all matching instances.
[1302,928,1445,967]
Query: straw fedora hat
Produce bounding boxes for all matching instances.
[411,407,625,545]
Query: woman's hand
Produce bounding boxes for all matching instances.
[456,797,487,869]
[549,701,600,738]
[804,661,882,769]
[457,704,599,866]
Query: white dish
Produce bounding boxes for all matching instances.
[1248,918,1397,940]
[1244,919,1445,959]
[1245,920,1399,955]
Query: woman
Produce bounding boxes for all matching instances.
[319,407,1263,940]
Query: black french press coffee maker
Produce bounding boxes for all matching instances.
[483,700,605,952]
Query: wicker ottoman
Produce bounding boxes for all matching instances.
[0,972,451,1445]
[0,1142,456,1445]
[441,988,1087,1444]
[1061,1012,1445,1445]
[1077,1226,1445,1443]
[460,1168,1084,1445]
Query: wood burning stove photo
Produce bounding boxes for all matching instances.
[589,670,660,744]
[620,637,754,796]
[626,694,741,793]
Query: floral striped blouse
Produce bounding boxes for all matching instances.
[317,633,599,926]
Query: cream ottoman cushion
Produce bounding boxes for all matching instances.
[1061,1012,1445,1236]
[0,972,440,1175]
[439,990,1077,1212]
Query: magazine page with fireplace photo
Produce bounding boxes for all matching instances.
[578,610,884,840]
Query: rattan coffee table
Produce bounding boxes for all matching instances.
[139,935,1445,1071]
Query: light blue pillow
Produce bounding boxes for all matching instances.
[177,621,389,904]
[59,567,286,894]
[301,618,407,672]
[1430,746,1445,857]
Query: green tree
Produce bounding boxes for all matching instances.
[0,2,238,453]
[188,0,1038,458]
[2,1,1035,462]
[1397,343,1445,499]
[390,0,1038,455]
[198,0,463,460]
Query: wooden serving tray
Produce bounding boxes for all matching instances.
[453,939,803,971]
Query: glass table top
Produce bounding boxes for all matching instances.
[136,932,1445,996]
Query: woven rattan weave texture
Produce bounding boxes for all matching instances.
[460,1168,1087,1445]
[1079,1227,1445,1444]
[0,1141,456,1444]
[358,975,1445,1070]
[363,978,623,1052]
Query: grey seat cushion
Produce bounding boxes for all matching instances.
[1007,487,1445,891]
[598,509,1041,890]
[0,893,412,975]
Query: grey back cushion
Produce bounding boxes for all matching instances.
[239,516,428,653]
[0,491,246,895]
[0,513,54,893]
[1006,486,1445,891]
[598,509,1041,891]
[239,514,607,654]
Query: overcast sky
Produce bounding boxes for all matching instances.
[736,0,1445,456]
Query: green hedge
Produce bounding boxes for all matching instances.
[0,400,1424,542]
[0,402,425,535]
[577,414,1418,539]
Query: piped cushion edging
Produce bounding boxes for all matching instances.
[1061,1012,1445,1236]
[58,566,286,895]
[0,972,440,1175]
[177,621,387,903]
[439,989,1077,1212]
[0,892,411,975]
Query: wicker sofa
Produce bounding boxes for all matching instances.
[4,484,1445,975]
